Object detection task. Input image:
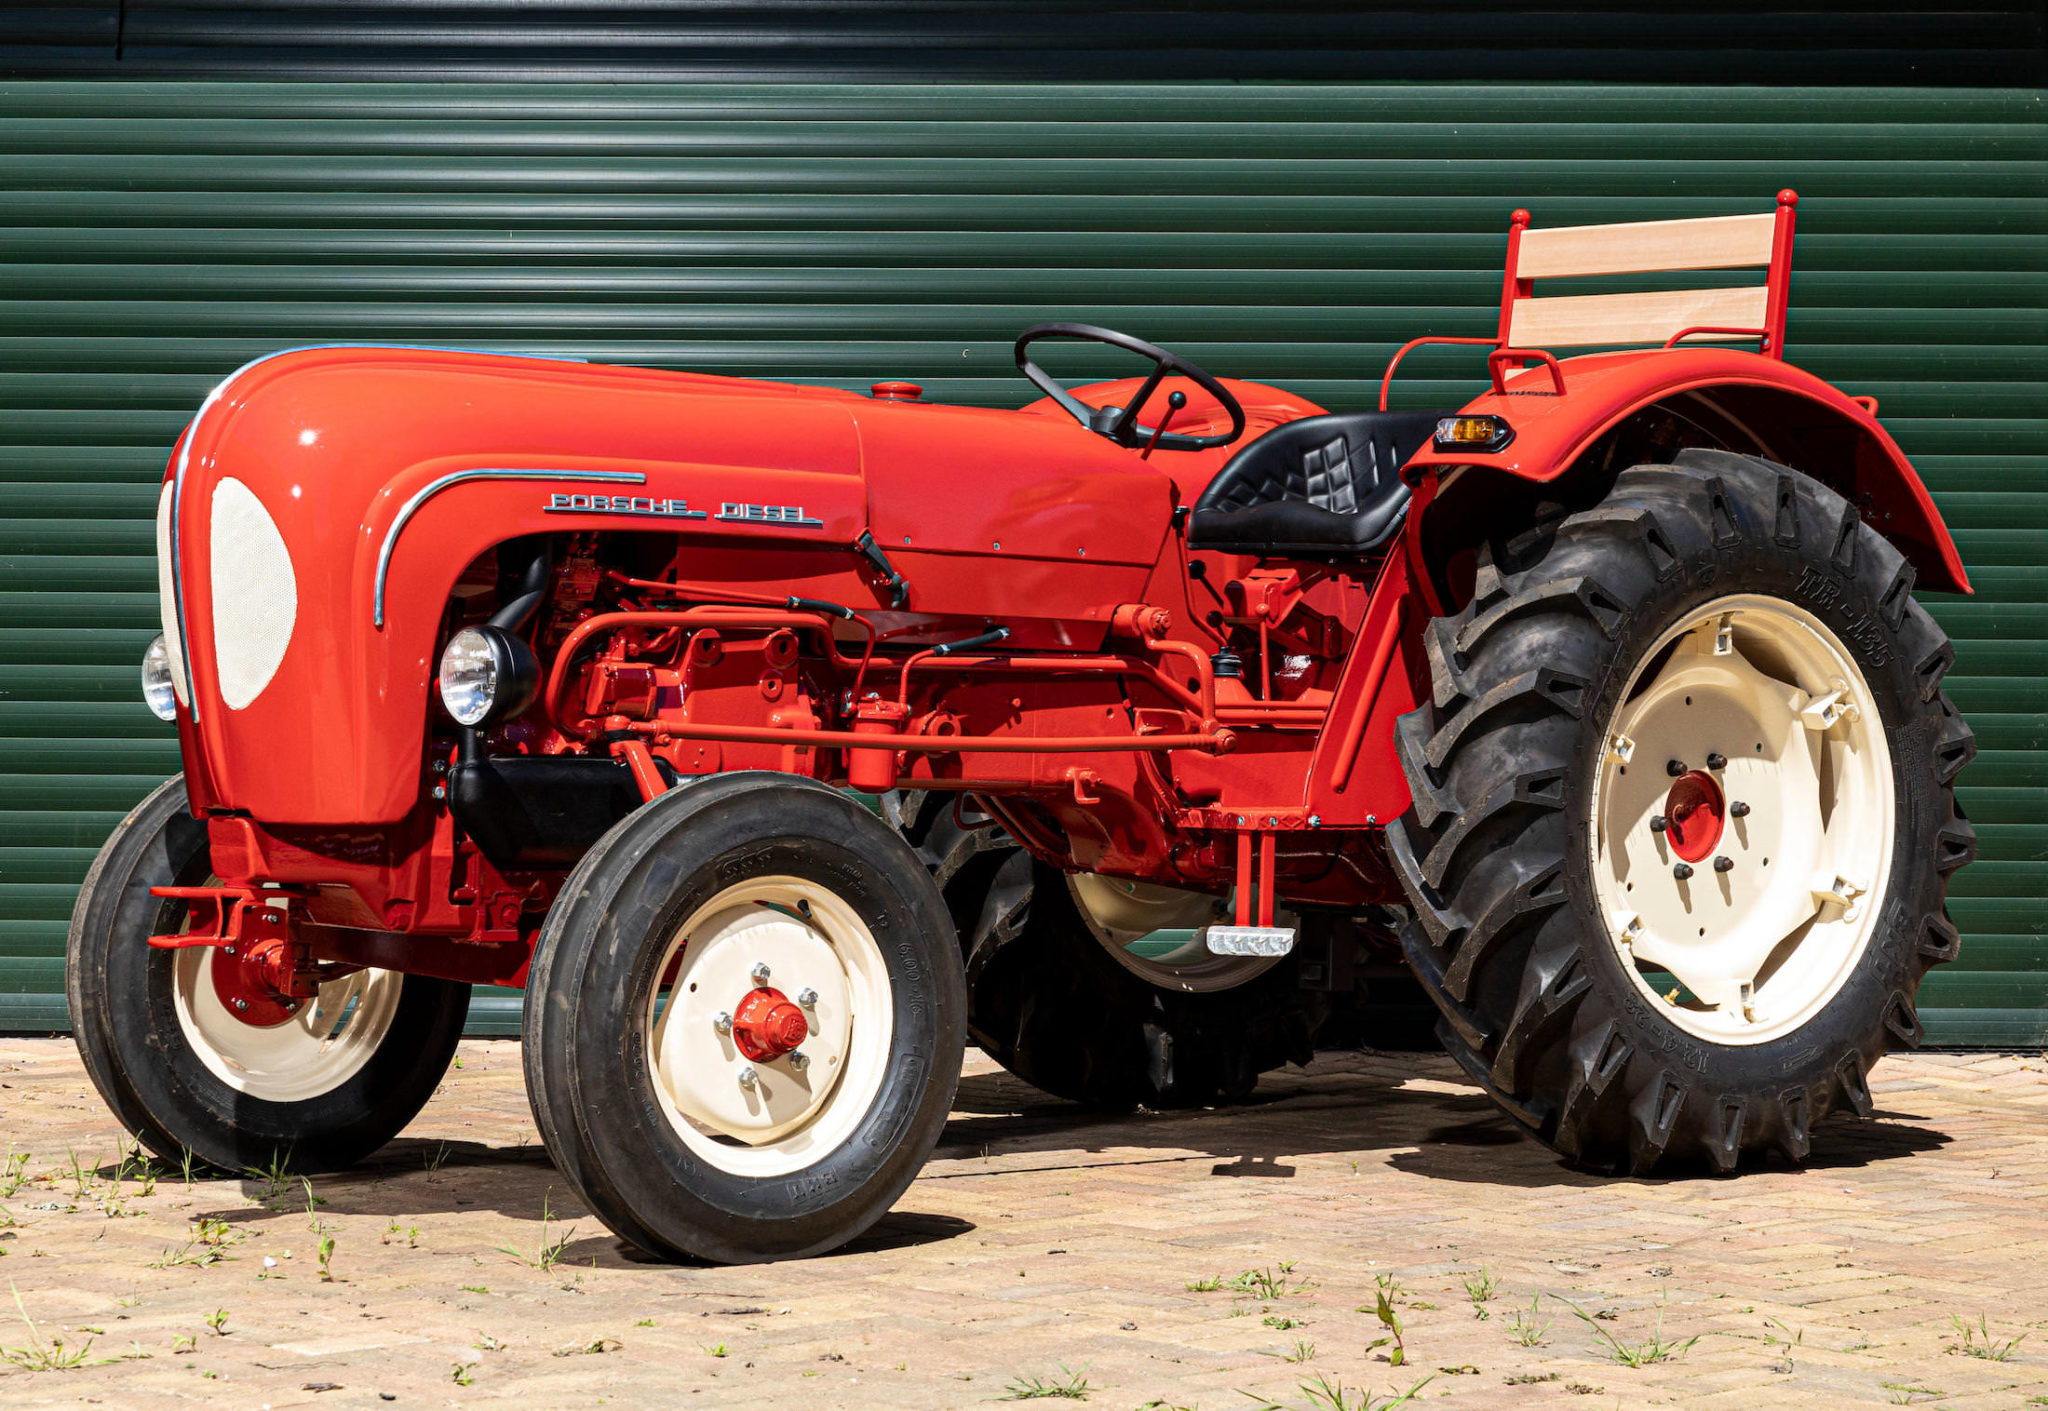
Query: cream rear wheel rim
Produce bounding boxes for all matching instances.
[1588,594,1894,1044]
[172,949,403,1102]
[1067,873,1278,993]
[647,876,893,1178]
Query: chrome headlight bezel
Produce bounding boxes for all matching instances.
[141,633,179,722]
[437,625,539,728]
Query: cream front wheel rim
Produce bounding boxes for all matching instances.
[1588,594,1895,1045]
[647,877,893,1179]
[172,949,404,1102]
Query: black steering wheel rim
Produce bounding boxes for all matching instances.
[1014,322,1248,452]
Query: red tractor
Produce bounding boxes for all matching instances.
[71,193,1975,1262]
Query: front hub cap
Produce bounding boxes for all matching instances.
[647,877,891,1177]
[1589,595,1894,1044]
[730,985,809,1062]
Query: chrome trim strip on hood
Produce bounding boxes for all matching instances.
[168,345,589,720]
[372,469,646,628]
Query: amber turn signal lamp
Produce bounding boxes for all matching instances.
[1432,415,1514,452]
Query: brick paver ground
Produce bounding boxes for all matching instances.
[0,1040,2043,1409]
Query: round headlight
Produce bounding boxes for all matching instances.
[141,633,178,722]
[437,625,538,728]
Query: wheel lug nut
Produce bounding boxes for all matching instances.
[1672,862,1694,881]
[788,1051,810,1072]
[796,987,818,1007]
[1730,800,1751,817]
[712,1010,733,1035]
[737,1066,759,1090]
[749,962,771,985]
[1666,759,1687,777]
[1713,856,1734,873]
[1649,815,1668,833]
[232,998,248,1011]
[1706,752,1727,770]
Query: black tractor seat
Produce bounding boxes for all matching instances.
[1187,409,1449,557]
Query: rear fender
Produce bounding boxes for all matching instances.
[1403,347,1969,600]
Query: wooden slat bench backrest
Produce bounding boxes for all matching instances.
[1497,191,1798,358]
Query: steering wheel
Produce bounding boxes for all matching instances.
[1014,322,1247,452]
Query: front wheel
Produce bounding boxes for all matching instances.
[522,773,966,1263]
[1389,451,1975,1173]
[67,777,471,1172]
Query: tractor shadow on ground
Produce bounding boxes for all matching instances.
[187,1054,1949,1237]
[937,1054,1952,1191]
[551,1209,978,1270]
[199,1136,976,1266]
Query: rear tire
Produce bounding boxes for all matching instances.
[67,777,470,1173]
[523,773,965,1262]
[1389,451,1974,1173]
[888,792,1313,1108]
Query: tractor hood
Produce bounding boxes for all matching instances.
[157,345,1290,825]
[158,347,884,823]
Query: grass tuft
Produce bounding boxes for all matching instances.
[1561,1293,1696,1367]
[1002,1363,1092,1400]
[496,1189,577,1270]
[1945,1314,2026,1362]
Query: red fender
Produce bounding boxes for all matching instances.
[1403,346,1970,595]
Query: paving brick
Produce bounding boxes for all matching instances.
[1,1042,2045,1407]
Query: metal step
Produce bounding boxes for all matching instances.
[1200,925,1297,958]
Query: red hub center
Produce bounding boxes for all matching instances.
[731,985,809,1062]
[209,938,302,1028]
[1663,769,1727,864]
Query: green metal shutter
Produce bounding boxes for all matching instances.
[1,81,2040,1041]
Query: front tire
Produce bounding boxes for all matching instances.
[1389,451,1975,1173]
[522,773,966,1263]
[67,777,471,1172]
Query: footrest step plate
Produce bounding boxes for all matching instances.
[1200,925,1296,957]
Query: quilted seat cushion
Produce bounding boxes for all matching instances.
[1188,409,1448,556]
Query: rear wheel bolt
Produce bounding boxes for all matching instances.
[1706,751,1727,770]
[1666,759,1687,777]
[712,1010,733,1035]
[232,998,248,1012]
[796,988,818,1007]
[1713,856,1734,873]
[737,1067,759,1090]
[1730,800,1751,817]
[788,1052,810,1072]
[1672,862,1694,880]
[1649,815,1668,833]
[749,962,771,985]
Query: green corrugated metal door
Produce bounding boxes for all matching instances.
[1,82,2041,1040]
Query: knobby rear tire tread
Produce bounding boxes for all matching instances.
[1389,450,1975,1174]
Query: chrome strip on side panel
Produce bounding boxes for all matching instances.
[168,344,592,719]
[372,469,647,628]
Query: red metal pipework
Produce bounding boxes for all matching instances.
[731,986,809,1062]
[549,609,1242,765]
[1379,335,1503,413]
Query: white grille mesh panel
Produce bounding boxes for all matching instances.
[208,477,297,711]
[154,481,190,707]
